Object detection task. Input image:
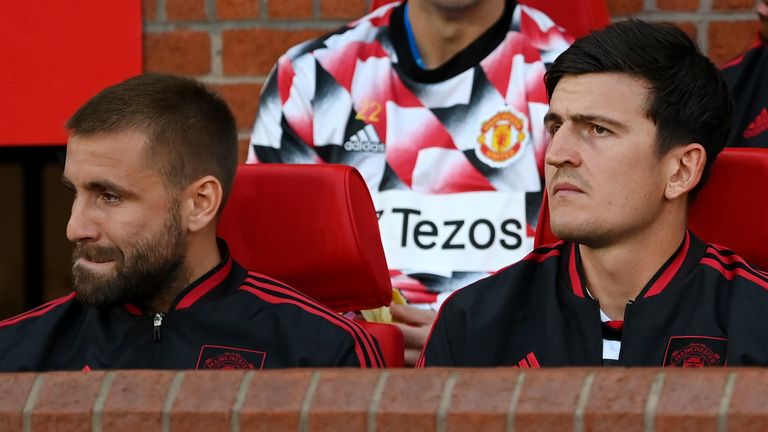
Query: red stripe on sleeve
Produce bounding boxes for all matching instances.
[0,293,76,328]
[701,258,768,291]
[250,277,384,367]
[240,279,383,367]
[249,272,385,366]
[708,245,768,278]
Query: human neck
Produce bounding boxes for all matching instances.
[579,217,687,321]
[406,0,505,69]
[145,232,222,313]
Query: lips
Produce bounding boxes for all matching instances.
[80,258,114,264]
[73,244,122,265]
[551,182,584,195]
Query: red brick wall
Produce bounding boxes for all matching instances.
[141,0,763,162]
[142,0,368,161]
[3,368,768,431]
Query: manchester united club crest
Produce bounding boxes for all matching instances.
[663,336,727,368]
[476,109,529,168]
[196,344,266,370]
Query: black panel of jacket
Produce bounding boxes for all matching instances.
[722,38,768,147]
[420,231,768,367]
[0,242,384,371]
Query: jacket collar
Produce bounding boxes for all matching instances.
[124,239,241,315]
[561,230,705,301]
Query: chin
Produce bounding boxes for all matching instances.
[551,219,595,244]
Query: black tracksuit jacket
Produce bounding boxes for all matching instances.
[421,231,768,367]
[0,245,383,371]
[722,37,768,148]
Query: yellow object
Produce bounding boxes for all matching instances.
[360,289,407,323]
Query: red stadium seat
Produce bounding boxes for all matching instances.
[534,148,768,269]
[218,164,404,367]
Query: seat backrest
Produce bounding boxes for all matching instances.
[218,164,392,311]
[535,148,768,269]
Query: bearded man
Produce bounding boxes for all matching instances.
[0,73,383,371]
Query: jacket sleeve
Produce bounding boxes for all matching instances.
[727,275,768,365]
[330,323,385,368]
[418,305,457,367]
[248,55,321,165]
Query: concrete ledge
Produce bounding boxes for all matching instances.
[1,368,767,431]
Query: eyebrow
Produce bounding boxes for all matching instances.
[60,175,137,197]
[543,112,629,132]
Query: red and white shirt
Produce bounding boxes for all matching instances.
[249,0,572,305]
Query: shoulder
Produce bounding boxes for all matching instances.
[0,293,78,332]
[512,4,573,60]
[721,38,766,74]
[0,293,81,371]
[236,271,383,367]
[698,243,768,292]
[441,241,565,315]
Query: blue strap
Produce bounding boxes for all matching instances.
[404,2,426,69]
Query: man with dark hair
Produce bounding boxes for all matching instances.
[420,20,768,367]
[0,73,383,371]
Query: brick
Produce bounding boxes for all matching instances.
[721,370,768,432]
[211,83,263,130]
[167,0,208,21]
[0,373,38,432]
[583,369,659,432]
[446,369,522,432]
[238,138,250,163]
[321,0,366,19]
[171,370,245,432]
[376,369,452,432]
[654,369,729,432]
[515,369,589,431]
[239,369,314,431]
[217,0,261,19]
[676,21,698,43]
[308,369,382,431]
[606,0,644,15]
[143,0,157,21]
[657,0,699,11]
[222,28,327,75]
[268,0,313,19]
[144,31,211,75]
[31,371,106,432]
[708,21,760,65]
[713,0,757,10]
[101,370,176,432]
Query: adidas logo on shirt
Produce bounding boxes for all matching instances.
[344,124,385,153]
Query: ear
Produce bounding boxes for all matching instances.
[181,176,223,233]
[664,143,706,200]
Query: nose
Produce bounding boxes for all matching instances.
[544,124,581,168]
[66,197,100,243]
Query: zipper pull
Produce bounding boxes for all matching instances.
[153,313,164,342]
